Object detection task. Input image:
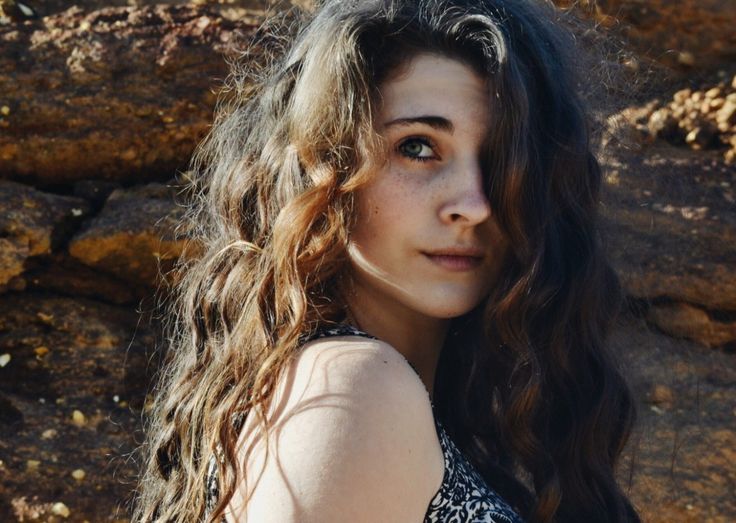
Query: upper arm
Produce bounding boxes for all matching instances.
[225,338,444,523]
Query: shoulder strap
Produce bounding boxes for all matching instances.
[302,324,378,344]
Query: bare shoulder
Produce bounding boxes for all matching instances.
[297,335,433,404]
[225,336,444,523]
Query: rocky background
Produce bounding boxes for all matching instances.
[0,0,734,521]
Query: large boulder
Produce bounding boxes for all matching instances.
[0,180,89,292]
[646,302,736,348]
[67,183,187,289]
[0,4,260,185]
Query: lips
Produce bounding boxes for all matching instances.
[422,247,485,271]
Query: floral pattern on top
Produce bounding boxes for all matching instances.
[426,416,524,522]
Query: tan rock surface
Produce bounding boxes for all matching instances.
[0,292,156,521]
[554,0,736,69]
[647,302,736,348]
[0,180,89,291]
[613,314,736,522]
[68,183,187,288]
[601,141,736,314]
[0,4,260,184]
[24,252,143,305]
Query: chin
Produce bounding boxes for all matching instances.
[413,293,487,319]
[426,307,478,319]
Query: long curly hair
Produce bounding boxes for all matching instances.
[132,1,640,522]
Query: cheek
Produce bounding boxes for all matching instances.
[354,202,391,245]
[355,178,415,234]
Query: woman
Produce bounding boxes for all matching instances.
[133,0,641,521]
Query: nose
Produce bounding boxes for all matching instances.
[438,158,491,226]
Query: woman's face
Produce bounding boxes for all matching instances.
[348,53,508,320]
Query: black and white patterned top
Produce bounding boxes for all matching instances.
[204,325,524,523]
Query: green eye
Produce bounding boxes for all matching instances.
[398,137,435,161]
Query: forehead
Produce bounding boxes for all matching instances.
[376,53,490,124]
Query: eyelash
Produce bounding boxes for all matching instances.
[396,136,438,162]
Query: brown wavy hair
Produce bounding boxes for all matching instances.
[132,1,640,521]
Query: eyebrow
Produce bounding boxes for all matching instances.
[382,115,455,134]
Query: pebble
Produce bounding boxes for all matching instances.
[71,469,86,481]
[638,75,735,163]
[0,105,9,116]
[41,428,58,440]
[649,405,665,415]
[37,312,54,323]
[650,384,675,405]
[71,410,86,427]
[120,147,137,161]
[677,51,695,66]
[705,87,722,99]
[26,459,41,470]
[0,143,17,159]
[51,502,71,518]
[0,353,10,367]
[717,101,736,125]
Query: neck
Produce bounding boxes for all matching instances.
[345,280,448,401]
